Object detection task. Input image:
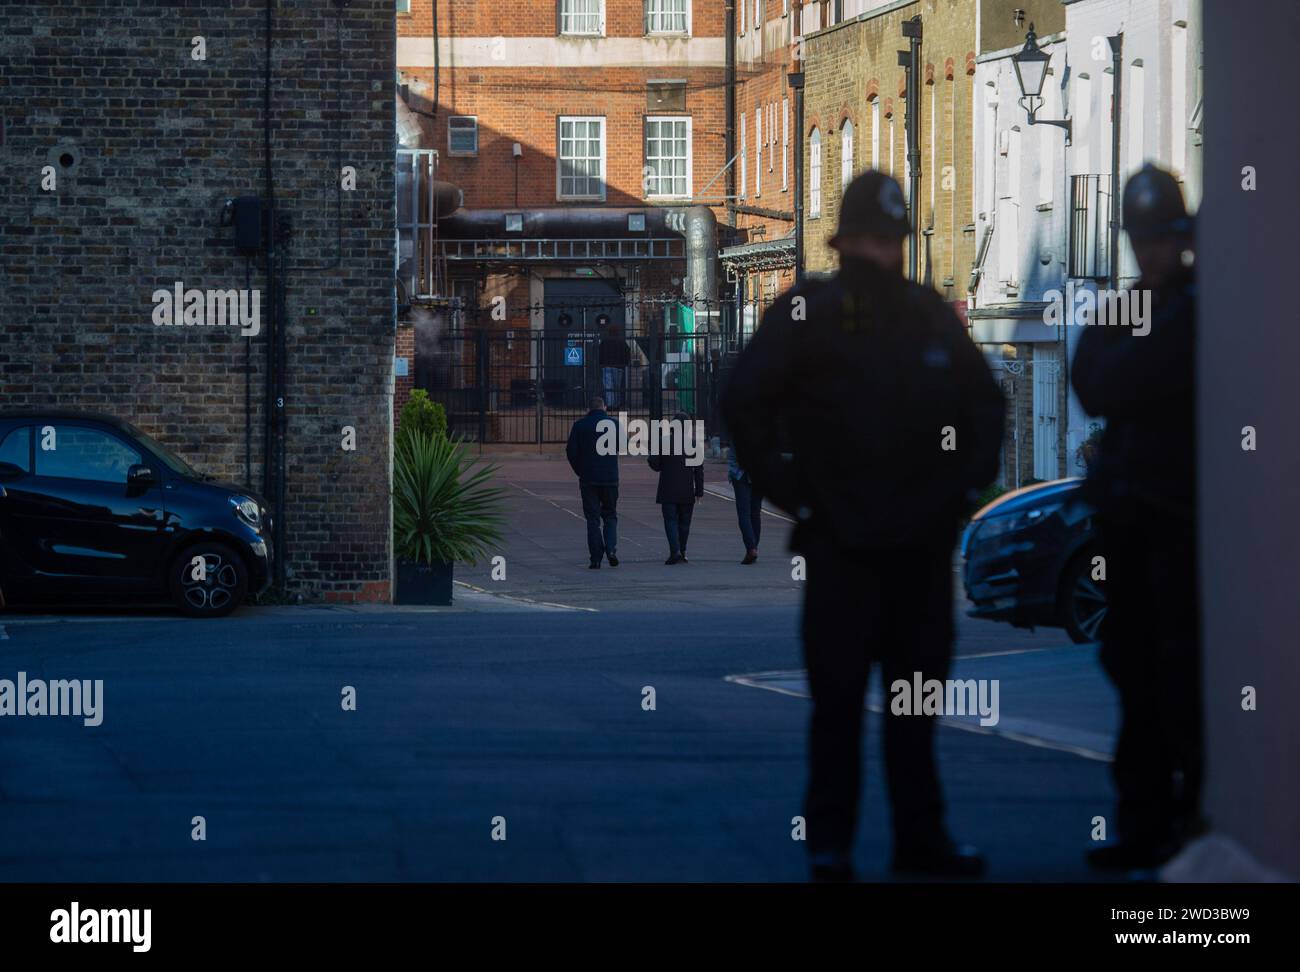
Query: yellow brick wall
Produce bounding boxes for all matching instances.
[801,0,978,304]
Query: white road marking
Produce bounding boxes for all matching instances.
[701,486,796,523]
[453,580,596,612]
[726,664,1114,763]
[508,482,584,520]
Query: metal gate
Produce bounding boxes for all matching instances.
[420,306,717,445]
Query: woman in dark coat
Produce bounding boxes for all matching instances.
[648,411,704,564]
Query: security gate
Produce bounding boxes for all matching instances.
[420,307,716,445]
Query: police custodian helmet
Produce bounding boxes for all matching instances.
[1123,163,1195,241]
[829,171,912,248]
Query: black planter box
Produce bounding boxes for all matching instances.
[395,559,453,605]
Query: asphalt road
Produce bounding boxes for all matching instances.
[0,455,1116,881]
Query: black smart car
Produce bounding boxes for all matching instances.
[961,477,1107,644]
[0,412,272,617]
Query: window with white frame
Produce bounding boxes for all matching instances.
[558,116,605,199]
[841,119,854,193]
[769,102,775,172]
[870,99,879,168]
[645,116,691,197]
[782,97,789,190]
[809,127,822,218]
[560,0,604,36]
[396,0,411,13]
[755,107,762,196]
[929,85,936,203]
[887,115,894,176]
[1127,61,1145,175]
[448,116,478,156]
[646,0,689,34]
[739,111,747,198]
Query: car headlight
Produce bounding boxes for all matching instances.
[971,501,1064,546]
[230,495,262,528]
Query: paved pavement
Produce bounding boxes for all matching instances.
[0,456,1117,882]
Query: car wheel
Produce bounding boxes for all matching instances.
[169,542,248,618]
[1059,550,1107,644]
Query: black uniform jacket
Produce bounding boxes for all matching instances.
[720,264,1004,553]
[1072,266,1196,522]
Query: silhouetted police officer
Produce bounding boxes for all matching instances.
[722,172,1004,881]
[1072,164,1201,871]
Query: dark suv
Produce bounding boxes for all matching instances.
[962,477,1107,643]
[0,412,272,617]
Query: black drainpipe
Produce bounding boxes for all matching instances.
[725,1,736,231]
[790,71,805,282]
[262,0,286,589]
[262,0,276,507]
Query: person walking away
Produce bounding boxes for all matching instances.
[721,171,1004,882]
[728,447,763,564]
[1072,164,1201,872]
[566,396,620,569]
[649,411,704,564]
[598,316,630,409]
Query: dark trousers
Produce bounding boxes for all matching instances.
[579,482,618,563]
[800,533,955,856]
[661,501,695,556]
[732,478,763,550]
[1097,510,1202,849]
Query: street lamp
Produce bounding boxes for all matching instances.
[1013,24,1071,143]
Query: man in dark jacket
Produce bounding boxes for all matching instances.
[1072,164,1200,871]
[721,171,1004,882]
[566,396,620,569]
[649,411,705,564]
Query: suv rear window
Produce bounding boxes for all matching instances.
[0,426,31,473]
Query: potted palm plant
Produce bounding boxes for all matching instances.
[392,427,505,605]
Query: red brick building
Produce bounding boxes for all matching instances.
[394,2,733,441]
[724,0,801,338]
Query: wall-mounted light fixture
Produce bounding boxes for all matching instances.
[1012,24,1072,144]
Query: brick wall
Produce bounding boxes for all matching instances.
[802,0,978,303]
[731,2,800,300]
[0,0,397,602]
[398,70,728,215]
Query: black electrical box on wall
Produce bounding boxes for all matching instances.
[232,196,265,253]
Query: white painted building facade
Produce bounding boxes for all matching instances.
[970,0,1202,487]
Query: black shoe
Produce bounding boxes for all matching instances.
[1087,841,1178,872]
[588,561,601,570]
[892,841,986,878]
[665,554,682,565]
[607,554,619,567]
[679,552,689,563]
[741,549,758,565]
